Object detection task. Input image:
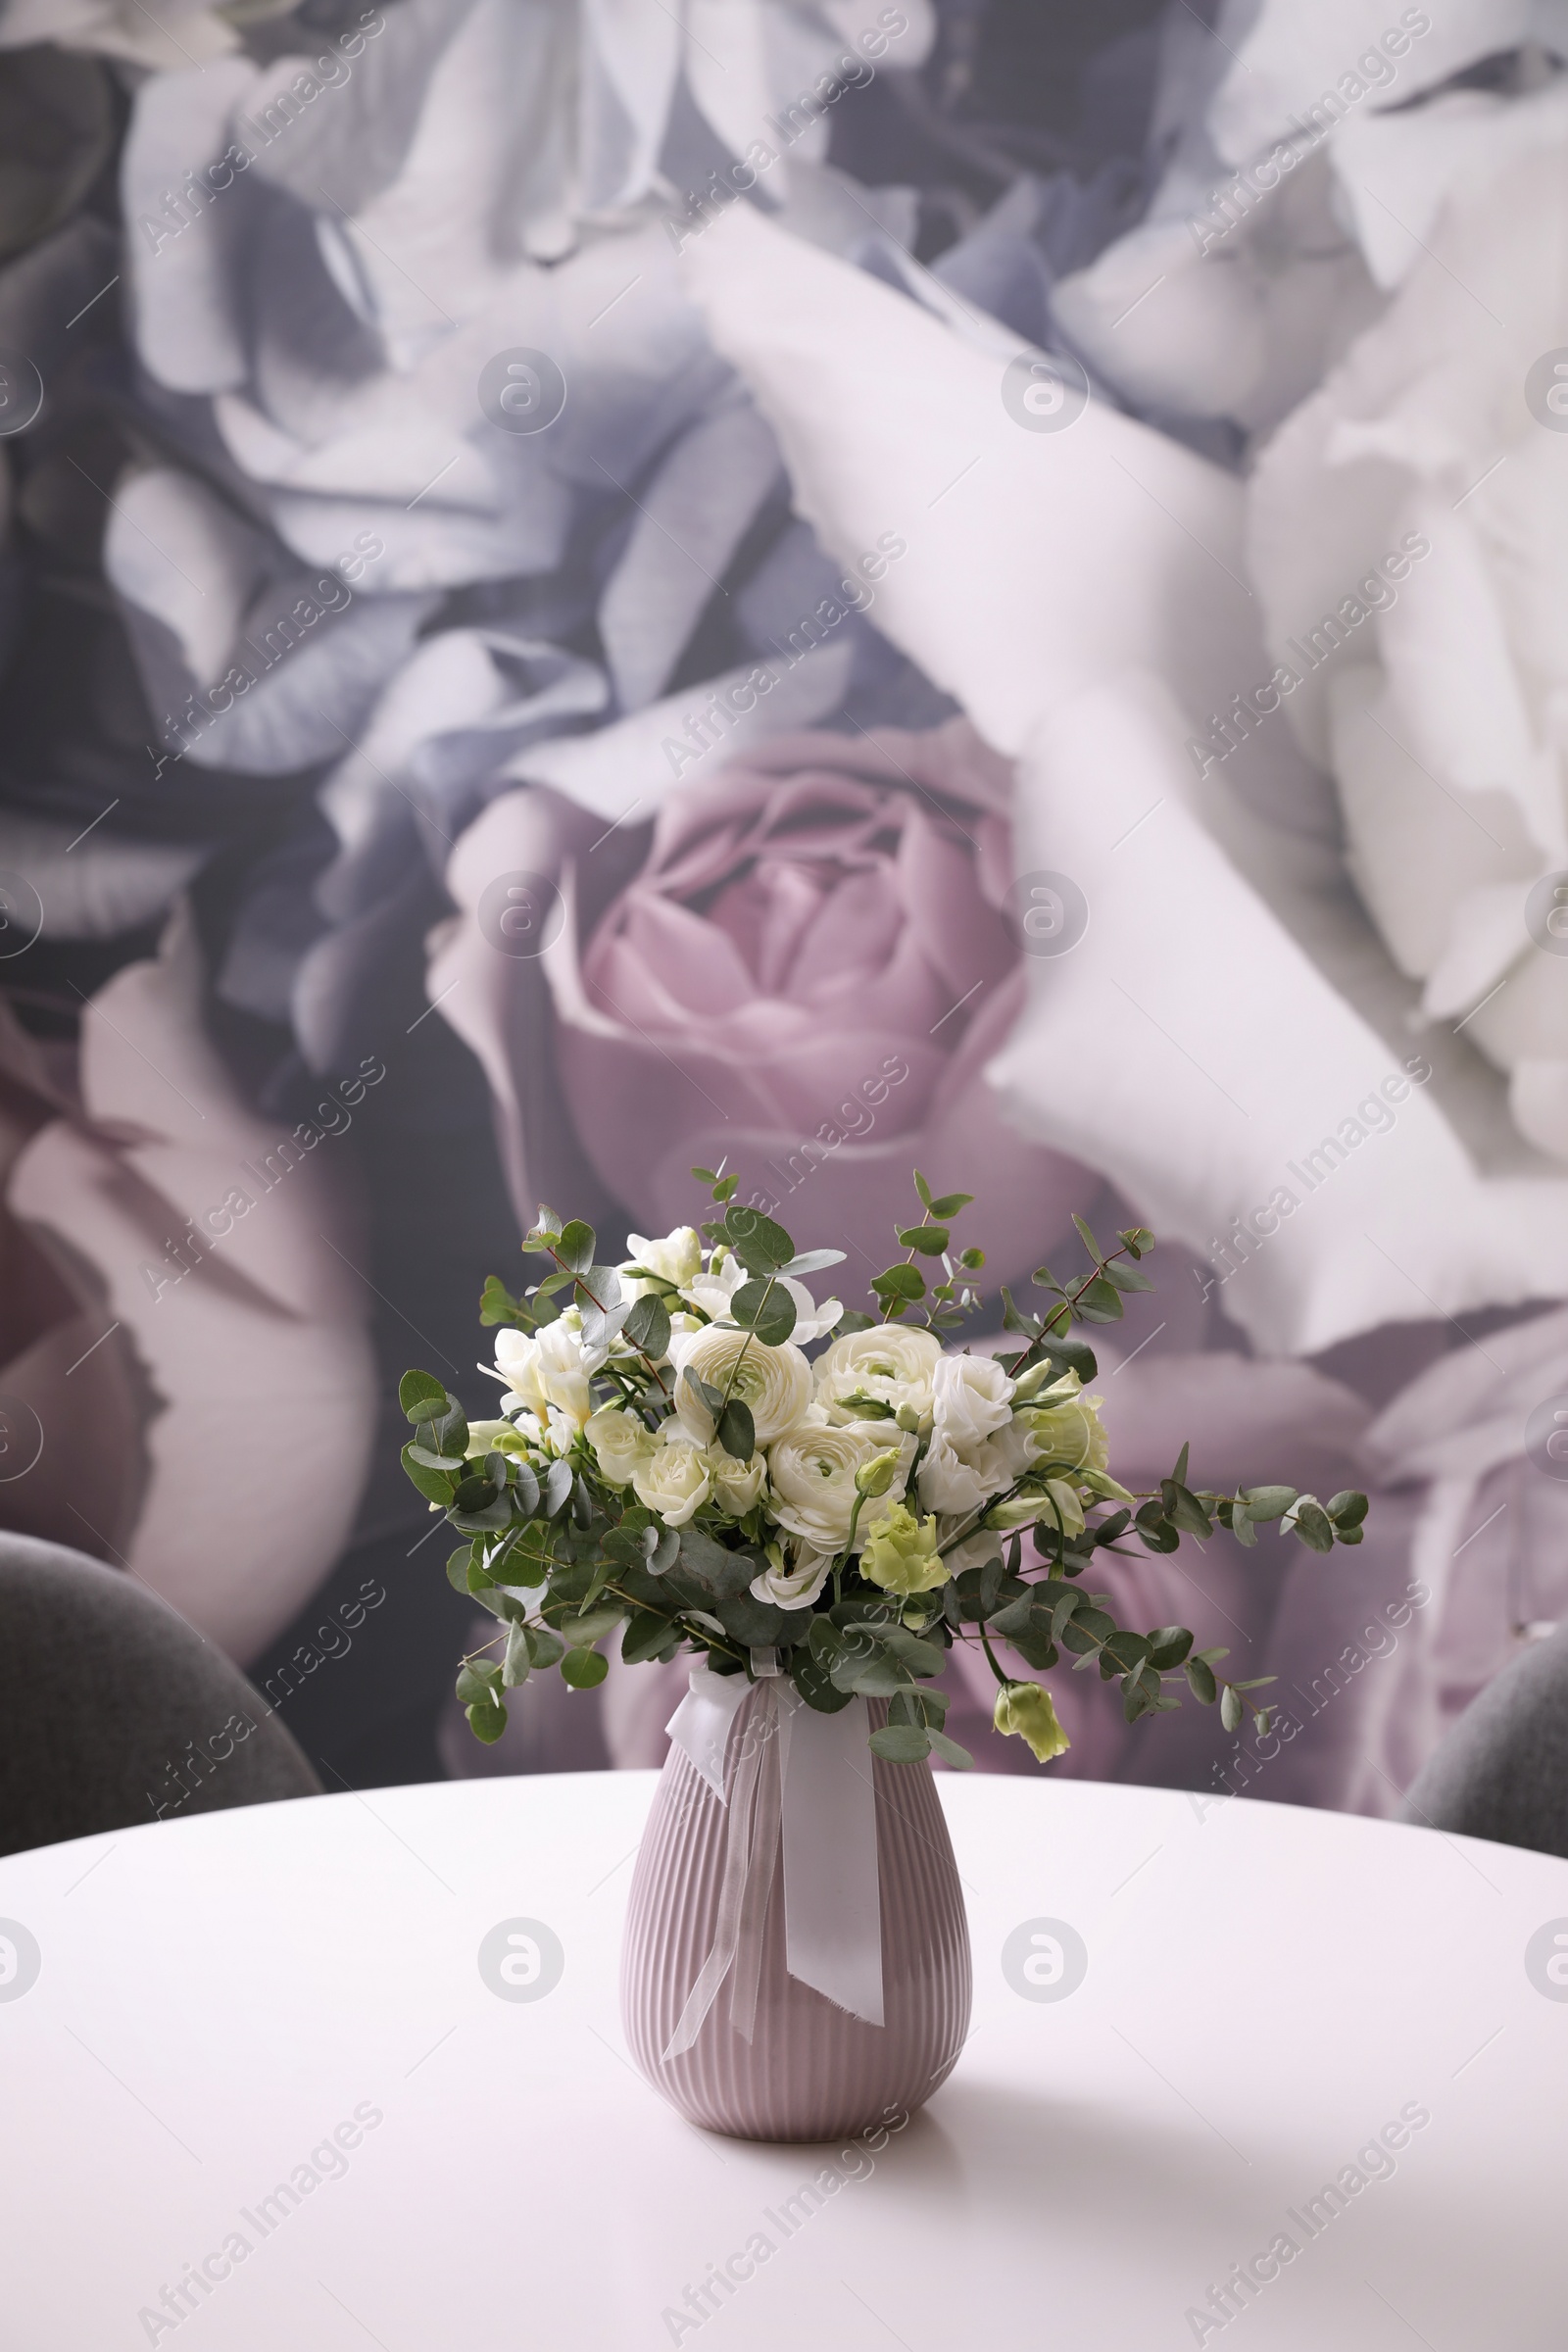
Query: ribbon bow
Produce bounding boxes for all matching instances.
[662,1657,884,2060]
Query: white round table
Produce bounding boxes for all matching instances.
[1,1773,1564,2349]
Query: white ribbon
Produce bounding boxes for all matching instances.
[661,1659,883,2059]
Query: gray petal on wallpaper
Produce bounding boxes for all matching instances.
[215,822,333,1023]
[0,214,121,392]
[599,395,782,710]
[292,859,444,1076]
[244,0,486,216]
[506,640,856,822]
[103,463,440,775]
[411,637,609,809]
[733,516,869,665]
[191,586,439,775]
[0,808,206,937]
[246,191,390,444]
[267,475,574,594]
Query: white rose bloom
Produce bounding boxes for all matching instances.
[812,1323,942,1421]
[706,1445,767,1517]
[917,1432,992,1519]
[767,1422,913,1553]
[585,1406,656,1489]
[749,1544,833,1611]
[624,1227,703,1289]
[930,1351,1015,1450]
[631,1431,712,1529]
[668,1324,811,1444]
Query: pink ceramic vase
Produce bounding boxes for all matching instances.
[621,1689,972,2142]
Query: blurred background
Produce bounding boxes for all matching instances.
[3,0,1567,1812]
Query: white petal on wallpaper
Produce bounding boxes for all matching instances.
[1053,154,1386,438]
[7,906,376,1662]
[1205,1,1543,168]
[0,811,205,939]
[987,672,1568,1355]
[121,57,258,395]
[322,0,574,342]
[599,396,782,709]
[1250,123,1568,1149]
[686,0,789,175]
[679,199,1307,773]
[1331,81,1568,291]
[494,642,854,817]
[105,464,260,694]
[243,0,480,219]
[103,464,440,776]
[581,0,681,213]
[1,0,239,69]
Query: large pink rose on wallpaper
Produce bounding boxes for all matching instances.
[541,722,1088,1282]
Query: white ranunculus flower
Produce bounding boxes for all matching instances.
[585,1405,656,1489]
[631,1430,712,1528]
[812,1323,942,1423]
[624,1227,703,1290]
[668,1324,811,1444]
[768,1421,913,1552]
[930,1350,1015,1450]
[749,1544,833,1610]
[705,1444,767,1516]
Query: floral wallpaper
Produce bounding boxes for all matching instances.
[3,0,1567,1807]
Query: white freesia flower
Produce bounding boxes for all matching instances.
[631,1429,712,1528]
[767,1420,913,1551]
[624,1227,703,1290]
[812,1323,942,1422]
[495,1314,602,1431]
[930,1350,1015,1449]
[668,1323,811,1444]
[749,1544,833,1610]
[680,1250,747,1324]
[585,1404,656,1489]
[683,1248,842,1344]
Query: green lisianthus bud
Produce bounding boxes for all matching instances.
[993,1681,1070,1763]
[894,1402,921,1434]
[859,1503,948,1595]
[855,1446,904,1498]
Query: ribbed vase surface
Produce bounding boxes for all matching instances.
[621,1689,972,2142]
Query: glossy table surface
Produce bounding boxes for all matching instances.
[1,1769,1564,2349]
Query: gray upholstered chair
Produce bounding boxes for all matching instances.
[1402,1623,1568,1861]
[0,1534,320,1858]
